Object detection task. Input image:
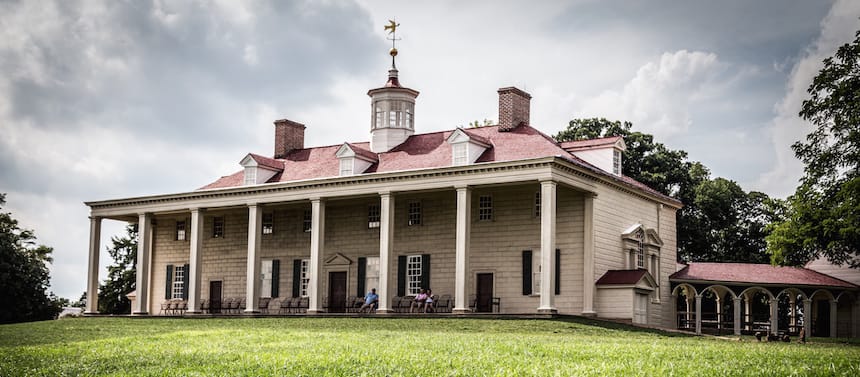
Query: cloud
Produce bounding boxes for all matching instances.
[577,50,735,137]
[755,0,860,197]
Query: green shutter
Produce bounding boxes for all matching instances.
[165,264,174,300]
[182,263,190,300]
[271,259,280,298]
[555,249,561,295]
[292,259,302,297]
[421,254,431,290]
[522,251,532,295]
[397,255,407,296]
[357,257,367,296]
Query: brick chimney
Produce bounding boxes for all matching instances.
[497,87,531,132]
[273,119,306,158]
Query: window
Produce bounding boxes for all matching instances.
[478,195,493,221]
[176,220,187,241]
[261,260,273,297]
[213,217,224,238]
[613,150,621,175]
[406,255,422,295]
[408,201,421,226]
[452,143,467,165]
[375,108,385,129]
[339,158,353,176]
[262,213,273,235]
[302,210,312,232]
[365,257,380,292]
[534,192,541,218]
[368,204,380,228]
[300,259,310,297]
[635,230,645,269]
[389,111,398,127]
[172,265,185,299]
[244,167,256,185]
[403,108,412,129]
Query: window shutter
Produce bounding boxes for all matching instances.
[165,264,174,300]
[357,257,367,297]
[397,255,407,296]
[271,259,280,298]
[292,259,301,297]
[555,249,561,295]
[522,251,532,295]
[182,263,190,300]
[421,254,431,290]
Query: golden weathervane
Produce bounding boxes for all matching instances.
[385,19,401,67]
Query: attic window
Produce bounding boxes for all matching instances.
[339,158,354,176]
[452,143,467,165]
[244,167,257,185]
[613,150,621,175]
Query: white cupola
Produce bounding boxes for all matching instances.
[367,22,419,153]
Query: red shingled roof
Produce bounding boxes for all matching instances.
[670,262,858,289]
[596,269,648,285]
[246,153,284,171]
[560,136,623,151]
[198,125,681,206]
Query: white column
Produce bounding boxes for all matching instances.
[453,186,472,314]
[803,299,812,339]
[187,209,205,313]
[85,216,102,314]
[695,294,702,335]
[744,294,752,331]
[582,194,596,316]
[377,193,395,313]
[538,180,557,314]
[830,300,838,338]
[733,297,742,336]
[770,297,779,335]
[716,297,723,330]
[133,213,152,315]
[308,199,325,313]
[245,204,262,314]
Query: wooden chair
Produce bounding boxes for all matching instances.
[279,297,292,314]
[160,301,170,315]
[258,297,271,314]
[298,297,309,313]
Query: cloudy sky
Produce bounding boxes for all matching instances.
[1,0,859,300]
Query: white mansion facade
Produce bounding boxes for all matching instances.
[84,61,681,328]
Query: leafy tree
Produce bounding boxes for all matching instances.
[767,28,860,268]
[0,193,61,323]
[98,225,138,314]
[554,118,778,263]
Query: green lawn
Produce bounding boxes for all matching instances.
[1,316,858,376]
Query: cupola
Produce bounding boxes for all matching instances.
[367,21,420,153]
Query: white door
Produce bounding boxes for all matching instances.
[633,293,648,324]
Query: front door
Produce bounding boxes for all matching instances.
[209,281,222,314]
[328,271,347,313]
[476,273,493,313]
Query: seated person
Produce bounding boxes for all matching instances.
[423,289,434,313]
[410,289,428,313]
[359,288,378,313]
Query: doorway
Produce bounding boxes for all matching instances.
[328,271,347,313]
[476,273,494,313]
[209,281,222,314]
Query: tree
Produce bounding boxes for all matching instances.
[98,225,138,314]
[767,27,860,268]
[554,118,778,263]
[0,193,61,323]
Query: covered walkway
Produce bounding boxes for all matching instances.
[670,263,859,338]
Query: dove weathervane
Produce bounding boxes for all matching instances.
[385,20,401,68]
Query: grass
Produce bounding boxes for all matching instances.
[0,316,858,376]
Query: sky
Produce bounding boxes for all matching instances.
[1,0,859,300]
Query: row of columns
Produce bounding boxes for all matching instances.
[688,293,821,338]
[86,179,581,316]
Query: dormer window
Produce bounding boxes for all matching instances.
[446,128,491,166]
[239,153,283,186]
[244,167,257,185]
[452,143,468,165]
[339,158,354,176]
[561,136,626,177]
[613,150,622,175]
[335,143,378,176]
